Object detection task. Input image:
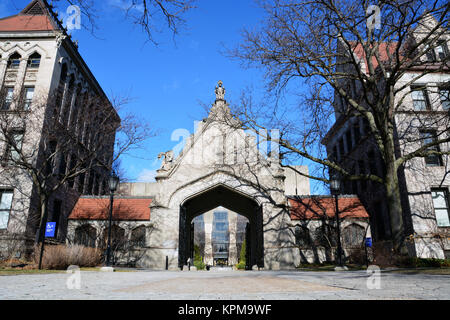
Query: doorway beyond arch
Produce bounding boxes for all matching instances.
[178,184,264,270]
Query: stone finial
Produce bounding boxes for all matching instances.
[215,80,225,101]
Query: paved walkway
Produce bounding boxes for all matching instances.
[1,269,449,300]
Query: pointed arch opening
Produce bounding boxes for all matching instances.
[7,52,21,69]
[178,184,264,270]
[27,52,41,69]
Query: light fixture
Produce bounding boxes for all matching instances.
[329,175,341,194]
[109,172,119,193]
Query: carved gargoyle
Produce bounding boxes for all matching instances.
[158,150,174,171]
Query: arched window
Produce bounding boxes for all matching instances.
[103,225,126,250]
[294,225,312,247]
[7,52,21,69]
[74,225,97,248]
[342,224,366,248]
[313,224,337,248]
[70,84,82,128]
[131,226,146,248]
[59,63,68,83]
[63,75,75,123]
[27,52,41,68]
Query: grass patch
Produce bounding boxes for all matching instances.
[0,268,64,276]
[296,263,366,271]
[397,257,450,268]
[0,266,137,276]
[383,267,450,275]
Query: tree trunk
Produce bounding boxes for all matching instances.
[384,158,404,253]
[35,196,49,244]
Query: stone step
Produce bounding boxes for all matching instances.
[209,266,234,272]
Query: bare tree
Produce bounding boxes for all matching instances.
[226,0,450,252]
[0,86,153,260]
[50,0,196,44]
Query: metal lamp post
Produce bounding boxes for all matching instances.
[330,176,344,268]
[105,172,119,267]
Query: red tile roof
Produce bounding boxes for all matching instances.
[69,197,152,221]
[289,196,369,220]
[350,41,402,71]
[0,15,55,32]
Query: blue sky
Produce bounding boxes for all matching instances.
[2,0,324,193]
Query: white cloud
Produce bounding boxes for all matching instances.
[136,169,157,182]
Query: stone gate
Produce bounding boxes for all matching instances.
[118,81,311,270]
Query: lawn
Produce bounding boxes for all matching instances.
[295,263,450,274]
[0,268,65,276]
[382,267,450,275]
[0,266,135,276]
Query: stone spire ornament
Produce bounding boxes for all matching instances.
[209,80,234,123]
[215,80,226,101]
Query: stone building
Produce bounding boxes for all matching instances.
[67,196,152,266]
[68,81,370,269]
[322,16,450,259]
[0,0,117,258]
[192,207,248,266]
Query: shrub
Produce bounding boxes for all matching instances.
[236,239,246,270]
[398,257,450,268]
[193,245,205,270]
[371,241,401,267]
[347,248,367,265]
[33,244,102,270]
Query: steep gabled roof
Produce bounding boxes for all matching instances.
[0,0,57,32]
[21,0,47,15]
[0,16,55,32]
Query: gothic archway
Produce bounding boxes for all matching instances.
[178,184,264,270]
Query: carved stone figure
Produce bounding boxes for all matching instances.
[158,150,174,171]
[215,80,225,101]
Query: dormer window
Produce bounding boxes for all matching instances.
[425,44,436,62]
[425,41,449,62]
[7,53,21,69]
[27,52,41,69]
[436,41,449,61]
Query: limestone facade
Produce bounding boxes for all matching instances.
[0,0,116,258]
[322,16,450,259]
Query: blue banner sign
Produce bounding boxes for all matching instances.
[365,237,372,247]
[45,222,56,238]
